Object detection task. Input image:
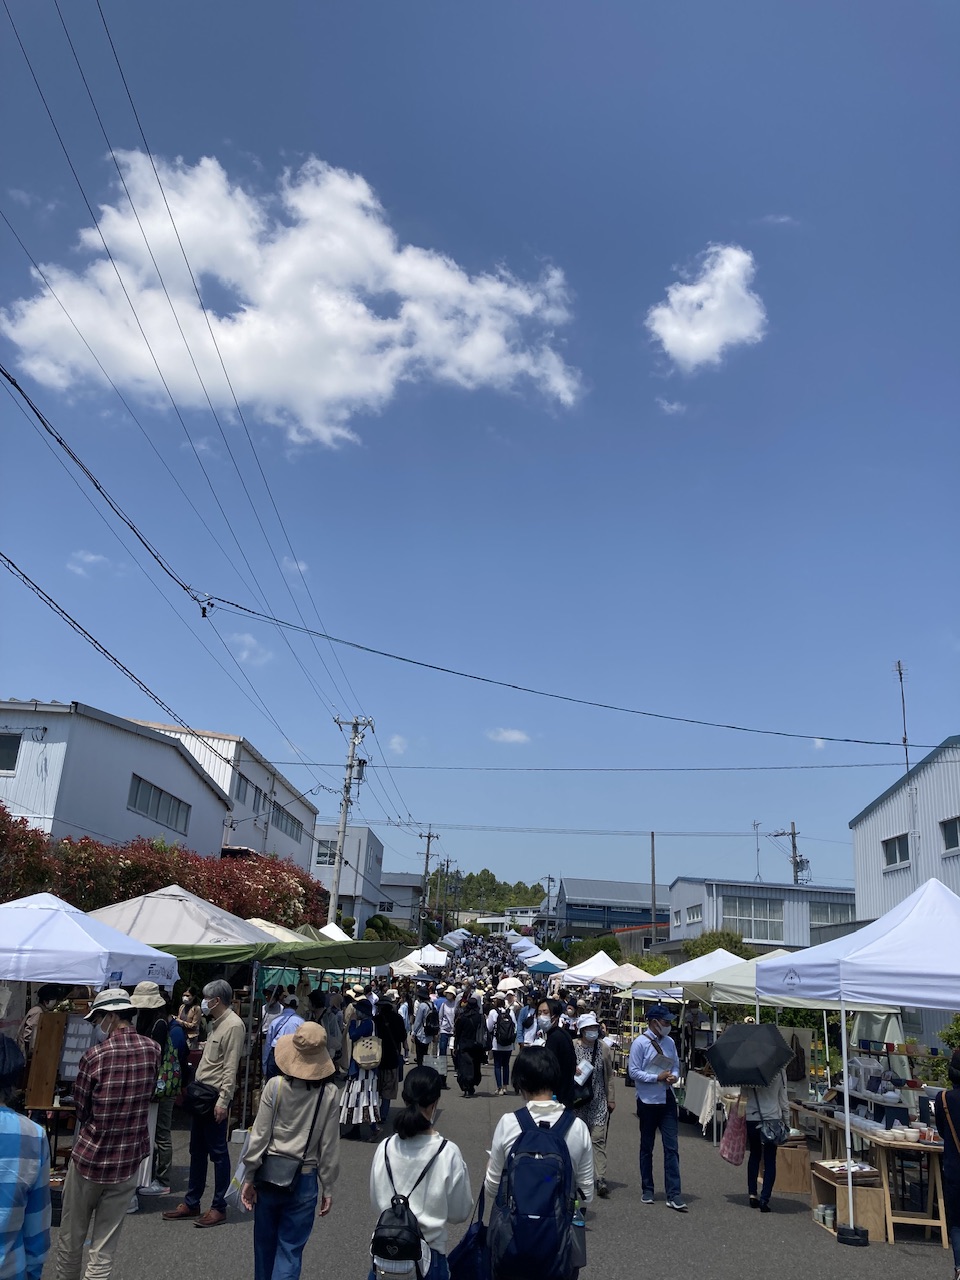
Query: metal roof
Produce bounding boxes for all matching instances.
[670,875,854,896]
[379,871,422,887]
[848,735,960,828]
[559,877,671,906]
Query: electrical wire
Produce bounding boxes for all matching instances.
[260,759,904,774]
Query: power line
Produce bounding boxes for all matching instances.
[260,759,904,774]
[206,597,941,751]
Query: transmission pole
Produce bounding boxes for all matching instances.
[327,716,374,929]
[418,829,436,943]
[650,832,657,947]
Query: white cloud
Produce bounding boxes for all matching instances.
[0,152,580,445]
[282,556,308,577]
[645,244,766,372]
[486,727,530,744]
[813,738,825,751]
[759,214,798,227]
[66,550,111,577]
[388,734,408,756]
[655,397,686,416]
[228,632,273,666]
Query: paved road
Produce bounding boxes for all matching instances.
[43,1075,946,1279]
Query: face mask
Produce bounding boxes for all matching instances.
[201,999,214,1015]
[654,1022,671,1038]
[92,1022,108,1044]
[583,1029,599,1042]
[537,1015,552,1031]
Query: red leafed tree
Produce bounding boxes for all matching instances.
[0,803,328,926]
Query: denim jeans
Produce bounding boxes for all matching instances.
[637,1094,681,1199]
[438,1032,451,1057]
[745,1120,778,1202]
[254,1171,319,1280]
[368,1248,449,1280]
[492,1050,512,1089]
[944,1176,960,1266]
[154,1096,175,1187]
[186,1111,230,1212]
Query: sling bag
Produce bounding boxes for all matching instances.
[254,1079,327,1194]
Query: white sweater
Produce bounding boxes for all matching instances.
[484,1100,595,1202]
[369,1131,473,1253]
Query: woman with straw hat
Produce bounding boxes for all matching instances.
[241,1022,340,1280]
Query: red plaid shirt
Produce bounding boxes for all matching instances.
[70,1023,159,1183]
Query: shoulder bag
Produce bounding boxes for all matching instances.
[754,1084,790,1146]
[254,1080,327,1194]
[353,1032,383,1071]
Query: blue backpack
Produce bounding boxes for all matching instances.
[489,1109,576,1280]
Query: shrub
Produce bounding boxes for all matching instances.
[681,930,756,961]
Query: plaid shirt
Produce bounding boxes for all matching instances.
[0,1107,51,1280]
[71,1023,159,1183]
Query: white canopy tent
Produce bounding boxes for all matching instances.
[0,892,179,987]
[90,884,282,962]
[318,922,352,943]
[562,950,619,986]
[684,950,896,1014]
[757,878,960,1235]
[628,947,743,1000]
[593,961,658,988]
[399,944,450,969]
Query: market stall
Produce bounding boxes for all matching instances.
[757,877,960,1247]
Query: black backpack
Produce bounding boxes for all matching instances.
[423,1006,440,1038]
[495,1011,517,1045]
[371,1137,447,1270]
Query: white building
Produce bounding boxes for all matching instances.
[313,824,384,935]
[669,877,856,950]
[377,871,422,930]
[850,736,960,919]
[138,722,318,873]
[0,699,230,855]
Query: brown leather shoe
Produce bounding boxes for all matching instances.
[194,1208,226,1228]
[162,1203,200,1221]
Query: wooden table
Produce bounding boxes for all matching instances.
[792,1103,947,1247]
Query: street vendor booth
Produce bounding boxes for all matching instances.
[757,877,960,1249]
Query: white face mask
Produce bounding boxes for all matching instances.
[583,1029,599,1042]
[653,1022,671,1039]
[201,998,214,1016]
[537,1014,552,1031]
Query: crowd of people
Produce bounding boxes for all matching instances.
[3,932,958,1280]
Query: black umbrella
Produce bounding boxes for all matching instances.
[705,1022,794,1087]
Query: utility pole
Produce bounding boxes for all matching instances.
[650,832,657,948]
[418,829,436,943]
[327,715,374,929]
[440,857,451,930]
[772,821,808,884]
[544,874,555,943]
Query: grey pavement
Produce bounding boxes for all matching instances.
[43,1075,949,1279]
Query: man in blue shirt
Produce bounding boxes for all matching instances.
[0,1035,50,1280]
[627,1005,687,1212]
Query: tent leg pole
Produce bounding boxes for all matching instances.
[823,1010,831,1089]
[840,996,855,1231]
[242,960,259,1128]
[712,1007,718,1147]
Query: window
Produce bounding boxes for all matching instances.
[232,772,249,804]
[378,900,394,914]
[809,901,855,928]
[882,833,910,867]
[942,818,960,853]
[315,839,337,866]
[128,774,190,835]
[672,909,681,928]
[252,785,263,814]
[722,895,784,941]
[686,904,703,925]
[0,733,21,772]
[269,801,303,844]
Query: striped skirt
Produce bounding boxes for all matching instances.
[339,1067,381,1125]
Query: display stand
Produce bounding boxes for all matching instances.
[810,1166,886,1243]
[24,1011,67,1110]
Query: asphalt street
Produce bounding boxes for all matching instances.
[42,1074,948,1280]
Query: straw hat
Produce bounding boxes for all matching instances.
[131,981,166,1010]
[273,1022,336,1082]
[85,989,135,1021]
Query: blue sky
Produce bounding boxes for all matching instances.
[2,2,958,895]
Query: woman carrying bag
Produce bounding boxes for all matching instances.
[743,1067,789,1212]
[340,997,382,1141]
[240,1022,340,1280]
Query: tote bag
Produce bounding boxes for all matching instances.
[719,1097,747,1166]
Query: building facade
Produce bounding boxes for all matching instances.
[0,700,230,855]
[849,736,960,920]
[377,871,422,930]
[668,877,857,950]
[312,824,384,935]
[555,878,671,939]
[138,723,318,873]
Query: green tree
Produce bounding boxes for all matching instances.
[626,951,672,976]
[681,930,756,960]
[564,935,622,966]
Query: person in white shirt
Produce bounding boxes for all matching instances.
[484,1047,594,1204]
[437,989,457,1058]
[368,1066,472,1280]
[486,994,517,1096]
